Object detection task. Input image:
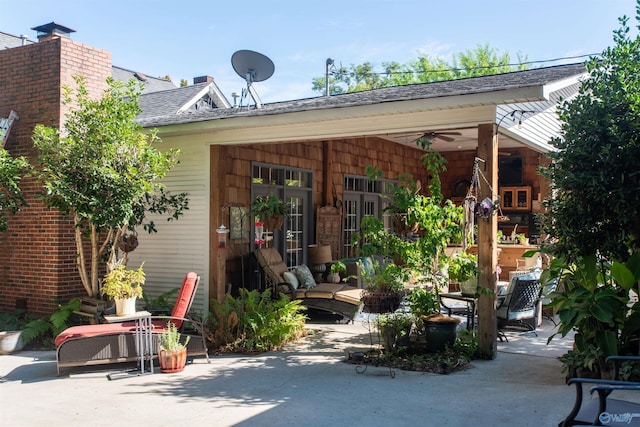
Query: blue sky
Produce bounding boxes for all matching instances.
[2,0,637,103]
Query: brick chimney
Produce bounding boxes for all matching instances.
[194,75,214,84]
[31,22,76,42]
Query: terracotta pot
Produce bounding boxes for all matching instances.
[159,347,187,373]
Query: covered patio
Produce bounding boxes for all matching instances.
[129,62,586,355]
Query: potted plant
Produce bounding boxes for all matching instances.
[101,263,145,316]
[375,312,414,352]
[158,321,191,373]
[407,286,460,353]
[327,260,346,284]
[250,194,290,230]
[447,252,479,296]
[364,165,422,236]
[359,259,408,313]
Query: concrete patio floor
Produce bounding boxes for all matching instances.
[0,317,593,427]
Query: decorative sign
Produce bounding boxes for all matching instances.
[0,110,19,148]
[316,205,343,260]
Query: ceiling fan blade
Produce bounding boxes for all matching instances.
[436,134,456,142]
[436,131,462,136]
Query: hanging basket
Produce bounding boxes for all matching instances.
[391,213,419,235]
[263,214,284,230]
[118,232,139,253]
[362,291,401,314]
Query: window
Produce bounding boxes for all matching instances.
[342,174,393,258]
[251,163,313,268]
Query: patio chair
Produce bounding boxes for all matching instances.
[55,272,209,375]
[254,247,363,322]
[560,356,640,426]
[496,272,542,342]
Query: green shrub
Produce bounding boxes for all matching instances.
[206,289,307,353]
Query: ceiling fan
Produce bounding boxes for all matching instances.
[421,131,462,142]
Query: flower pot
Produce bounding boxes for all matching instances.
[114,297,137,316]
[422,314,460,352]
[159,347,187,373]
[362,291,401,314]
[460,277,478,297]
[327,273,341,284]
[0,330,24,354]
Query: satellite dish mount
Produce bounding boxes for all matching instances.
[231,50,275,108]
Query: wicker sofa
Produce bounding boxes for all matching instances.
[254,248,364,321]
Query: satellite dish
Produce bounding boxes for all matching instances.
[231,50,275,108]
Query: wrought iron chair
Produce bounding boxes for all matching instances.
[496,272,542,342]
[560,356,640,426]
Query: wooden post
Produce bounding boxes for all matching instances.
[323,140,334,207]
[476,123,499,358]
[210,145,227,303]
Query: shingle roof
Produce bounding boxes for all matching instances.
[0,31,34,49]
[136,63,586,128]
[112,66,176,94]
[137,82,217,119]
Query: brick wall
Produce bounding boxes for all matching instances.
[0,37,111,315]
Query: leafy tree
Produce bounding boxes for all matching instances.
[0,148,29,232]
[32,76,189,297]
[540,4,640,262]
[313,44,528,94]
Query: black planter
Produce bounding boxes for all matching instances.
[423,317,459,352]
[362,291,401,314]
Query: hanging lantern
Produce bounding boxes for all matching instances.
[476,197,499,219]
[216,224,230,248]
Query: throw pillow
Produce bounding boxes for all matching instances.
[295,264,316,289]
[283,271,300,290]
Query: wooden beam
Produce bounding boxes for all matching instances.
[323,140,334,207]
[476,123,499,358]
[210,145,227,303]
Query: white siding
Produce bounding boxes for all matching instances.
[127,136,210,316]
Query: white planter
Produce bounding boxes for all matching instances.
[460,277,478,296]
[0,330,24,354]
[115,297,137,316]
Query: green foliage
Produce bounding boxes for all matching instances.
[32,76,188,297]
[159,321,190,352]
[382,172,422,216]
[358,259,408,293]
[406,286,440,318]
[250,194,290,221]
[329,260,346,275]
[447,252,478,283]
[143,287,179,311]
[313,44,529,95]
[548,251,640,377]
[0,298,81,345]
[0,148,29,233]
[540,4,640,261]
[375,312,413,352]
[101,263,145,299]
[206,289,307,353]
